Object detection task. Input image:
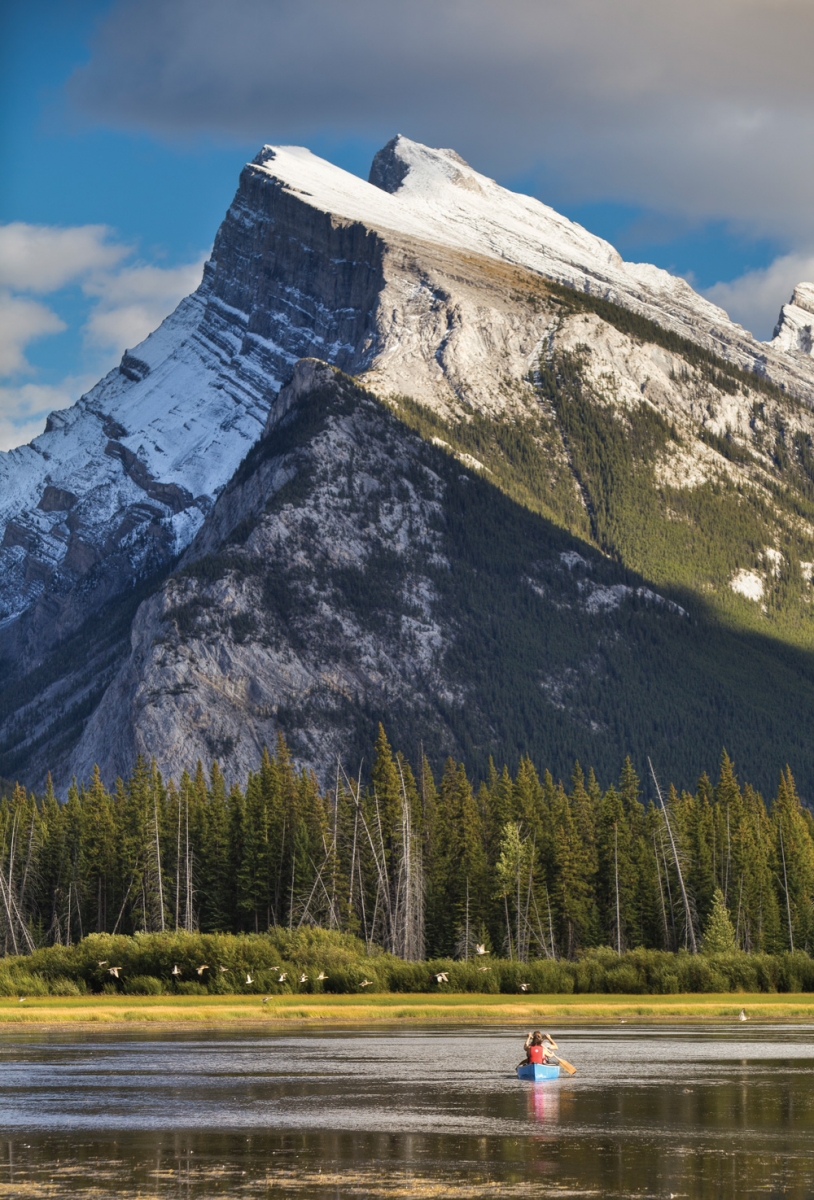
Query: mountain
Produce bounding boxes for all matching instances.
[2,136,814,793]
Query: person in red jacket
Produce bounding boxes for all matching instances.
[522,1030,549,1065]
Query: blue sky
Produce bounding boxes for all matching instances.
[2,0,813,450]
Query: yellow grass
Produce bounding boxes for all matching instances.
[2,991,814,1028]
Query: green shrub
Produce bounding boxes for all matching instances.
[123,975,164,995]
[5,933,814,995]
[604,966,644,994]
[175,980,207,996]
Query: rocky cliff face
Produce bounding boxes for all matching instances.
[774,284,814,358]
[68,360,814,797]
[3,135,814,788]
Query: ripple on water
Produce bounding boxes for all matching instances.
[0,1024,813,1198]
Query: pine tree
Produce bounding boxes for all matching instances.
[771,767,814,952]
[702,887,736,954]
[596,785,637,952]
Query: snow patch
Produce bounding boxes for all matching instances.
[762,547,783,576]
[730,569,764,602]
[579,579,687,617]
[429,436,490,473]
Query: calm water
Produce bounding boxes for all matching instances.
[1,1024,814,1198]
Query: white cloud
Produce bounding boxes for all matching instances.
[0,291,65,374]
[0,222,129,293]
[705,253,814,342]
[82,258,207,354]
[0,220,207,452]
[0,377,97,452]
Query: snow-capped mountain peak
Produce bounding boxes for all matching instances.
[2,135,814,787]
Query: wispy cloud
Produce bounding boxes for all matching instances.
[0,377,98,453]
[705,251,814,342]
[0,291,65,375]
[0,222,129,292]
[0,220,206,451]
[83,258,206,355]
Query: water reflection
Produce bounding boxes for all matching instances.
[1,1025,813,1197]
[526,1082,560,1125]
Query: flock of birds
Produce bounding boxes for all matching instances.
[12,944,754,1012]
[93,960,333,987]
[15,943,527,1000]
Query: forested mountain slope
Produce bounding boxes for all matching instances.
[69,362,814,797]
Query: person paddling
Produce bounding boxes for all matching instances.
[519,1030,553,1068]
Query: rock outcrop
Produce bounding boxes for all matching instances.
[773,283,814,357]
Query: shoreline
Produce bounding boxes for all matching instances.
[2,992,814,1029]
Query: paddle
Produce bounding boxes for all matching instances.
[547,1050,577,1075]
[541,1033,577,1075]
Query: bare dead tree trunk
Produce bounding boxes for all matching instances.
[649,759,697,953]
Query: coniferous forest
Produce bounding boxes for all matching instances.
[2,726,814,986]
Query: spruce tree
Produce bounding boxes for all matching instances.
[702,887,736,954]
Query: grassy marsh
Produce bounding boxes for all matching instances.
[2,991,814,1028]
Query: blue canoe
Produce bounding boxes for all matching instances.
[516,1062,560,1081]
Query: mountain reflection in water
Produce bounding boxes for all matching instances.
[1,1024,813,1198]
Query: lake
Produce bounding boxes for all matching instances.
[1,1024,813,1197]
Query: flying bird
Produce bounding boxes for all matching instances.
[246,973,254,985]
[475,944,488,956]
[317,971,328,981]
[278,973,287,982]
[477,966,491,973]
[218,966,229,973]
[262,996,270,1004]
[171,964,181,976]
[519,982,529,992]
[435,972,449,983]
[739,1008,748,1021]
[97,960,108,967]
[196,965,209,976]
[359,979,373,988]
[299,973,308,984]
[18,996,25,1003]
[108,967,122,978]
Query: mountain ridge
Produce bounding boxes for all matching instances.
[2,136,814,790]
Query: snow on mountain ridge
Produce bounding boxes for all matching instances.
[252,137,814,399]
[773,282,814,357]
[2,134,814,670]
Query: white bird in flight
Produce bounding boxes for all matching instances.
[435,972,449,984]
[246,973,254,985]
[475,944,488,956]
[171,964,181,976]
[108,967,122,978]
[218,966,228,973]
[299,973,308,984]
[359,979,373,988]
[97,960,108,967]
[317,971,328,981]
[18,996,25,1003]
[739,1008,748,1021]
[519,982,529,992]
[278,972,287,982]
[196,965,209,975]
[477,966,491,973]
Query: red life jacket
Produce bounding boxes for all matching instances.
[528,1044,544,1063]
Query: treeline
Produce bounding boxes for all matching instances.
[1,727,814,962]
